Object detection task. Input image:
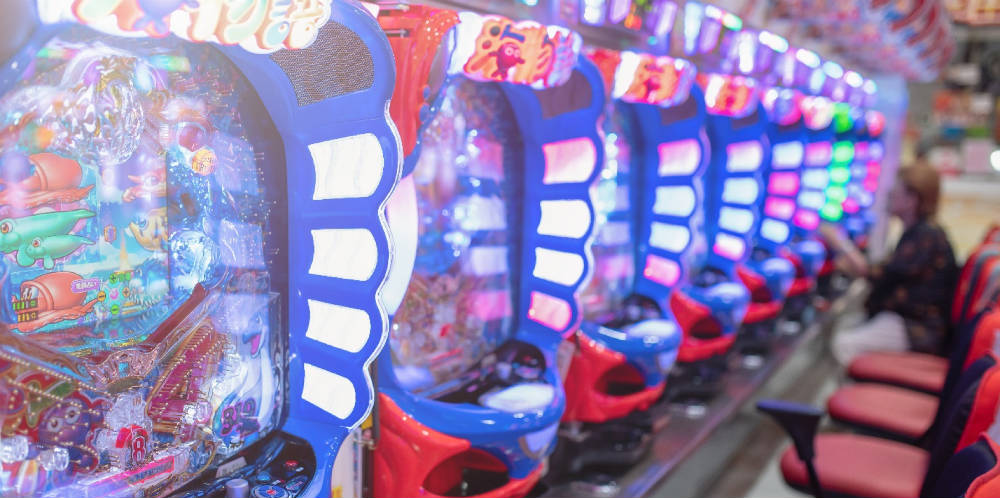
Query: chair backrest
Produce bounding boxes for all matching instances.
[937,256,1000,407]
[926,434,1000,498]
[922,353,1000,495]
[954,245,1000,332]
[963,307,1000,371]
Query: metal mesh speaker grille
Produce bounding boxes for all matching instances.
[270,22,375,106]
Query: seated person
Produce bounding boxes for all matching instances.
[821,162,957,365]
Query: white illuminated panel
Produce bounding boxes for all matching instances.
[725,141,764,172]
[801,169,829,190]
[538,200,591,238]
[650,222,690,253]
[302,363,355,419]
[310,228,378,281]
[533,248,585,286]
[463,246,509,276]
[761,219,790,244]
[797,191,826,210]
[771,141,804,170]
[542,138,597,184]
[714,232,746,261]
[718,206,754,233]
[644,254,681,287]
[795,210,820,230]
[653,185,696,217]
[804,142,832,167]
[658,139,701,176]
[597,221,631,245]
[768,172,800,196]
[455,196,507,231]
[309,134,383,200]
[306,300,370,353]
[764,198,796,220]
[528,291,572,331]
[721,178,759,205]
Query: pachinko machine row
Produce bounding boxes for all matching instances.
[0,0,896,497]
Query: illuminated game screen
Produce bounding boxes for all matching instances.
[579,105,636,322]
[0,29,287,497]
[390,79,522,396]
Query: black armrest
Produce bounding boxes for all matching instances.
[756,399,824,462]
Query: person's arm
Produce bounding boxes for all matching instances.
[819,222,869,277]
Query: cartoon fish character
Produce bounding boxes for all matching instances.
[128,207,168,252]
[19,234,94,269]
[122,168,167,203]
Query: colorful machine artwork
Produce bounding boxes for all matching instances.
[40,0,334,53]
[0,1,401,494]
[0,28,287,496]
[450,12,582,89]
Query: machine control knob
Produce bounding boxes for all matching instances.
[225,478,250,498]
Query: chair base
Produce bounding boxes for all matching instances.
[549,410,653,480]
[663,355,728,403]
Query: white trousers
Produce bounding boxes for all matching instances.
[831,311,910,367]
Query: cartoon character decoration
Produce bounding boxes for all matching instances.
[491,42,525,79]
[48,0,333,53]
[122,168,166,203]
[128,207,168,252]
[0,154,94,208]
[0,210,95,269]
[9,272,99,332]
[451,12,582,89]
[615,51,696,107]
[697,73,758,117]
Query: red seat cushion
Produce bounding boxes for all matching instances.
[780,434,929,498]
[847,351,947,394]
[827,384,938,441]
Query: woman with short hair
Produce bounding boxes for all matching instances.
[824,162,958,365]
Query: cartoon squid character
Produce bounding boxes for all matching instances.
[9,271,99,333]
[0,153,94,209]
[490,42,525,79]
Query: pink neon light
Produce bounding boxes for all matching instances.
[658,139,701,176]
[764,198,797,220]
[468,290,512,322]
[853,142,869,163]
[794,210,820,230]
[867,162,881,177]
[643,254,681,287]
[542,138,597,184]
[598,253,633,280]
[768,172,800,196]
[864,178,879,192]
[804,142,832,167]
[528,291,573,334]
[843,198,860,214]
[713,233,746,261]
